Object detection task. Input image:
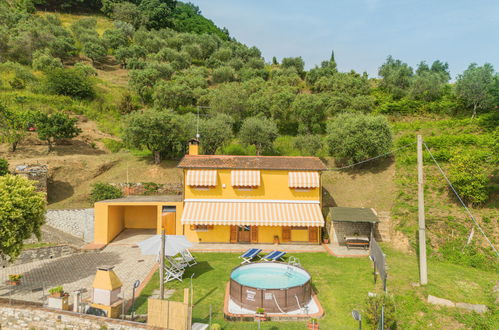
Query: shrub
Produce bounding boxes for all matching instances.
[74,63,97,77]
[212,66,236,83]
[223,142,249,155]
[239,116,278,155]
[364,293,397,329]
[326,113,393,165]
[89,182,123,203]
[294,134,323,156]
[32,52,63,72]
[101,138,124,153]
[0,158,9,176]
[44,68,95,99]
[448,153,489,206]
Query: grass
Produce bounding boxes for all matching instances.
[37,11,114,35]
[23,242,57,249]
[134,250,497,329]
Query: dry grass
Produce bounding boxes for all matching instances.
[37,11,114,35]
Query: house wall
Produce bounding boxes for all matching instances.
[107,205,125,243]
[184,169,320,201]
[184,225,231,243]
[124,205,157,229]
[258,226,281,243]
[291,228,309,242]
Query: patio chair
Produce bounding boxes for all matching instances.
[164,265,184,283]
[166,256,187,271]
[239,248,262,264]
[261,250,286,262]
[175,249,197,267]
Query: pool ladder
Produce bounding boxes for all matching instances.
[288,256,301,267]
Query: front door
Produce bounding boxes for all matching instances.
[238,225,251,243]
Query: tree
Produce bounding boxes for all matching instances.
[44,68,95,99]
[102,28,129,50]
[326,113,393,165]
[455,63,497,118]
[0,158,8,176]
[82,39,107,64]
[0,174,46,262]
[112,1,141,27]
[0,104,28,152]
[123,110,183,164]
[294,134,323,156]
[378,56,413,99]
[199,114,234,154]
[281,57,305,77]
[35,112,82,151]
[291,94,326,134]
[139,0,176,30]
[212,66,236,83]
[90,182,123,203]
[32,51,63,72]
[239,116,278,155]
[448,153,489,206]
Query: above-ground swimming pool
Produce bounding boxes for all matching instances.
[229,262,312,313]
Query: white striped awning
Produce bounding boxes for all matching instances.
[185,170,217,186]
[289,171,320,188]
[231,170,260,187]
[181,200,324,227]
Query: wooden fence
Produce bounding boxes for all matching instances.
[147,288,191,330]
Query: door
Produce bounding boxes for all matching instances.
[238,225,251,243]
[282,226,291,243]
[161,206,176,235]
[308,227,318,243]
[230,226,237,243]
[250,226,258,243]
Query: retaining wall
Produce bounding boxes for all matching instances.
[45,209,94,243]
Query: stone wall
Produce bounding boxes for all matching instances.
[13,164,48,195]
[8,245,79,266]
[0,303,147,329]
[45,209,94,243]
[332,221,377,244]
[112,182,182,196]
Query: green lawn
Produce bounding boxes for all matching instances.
[134,250,497,329]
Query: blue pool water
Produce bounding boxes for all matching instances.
[231,263,310,289]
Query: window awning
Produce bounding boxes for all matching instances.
[231,170,261,187]
[181,200,324,227]
[289,171,320,188]
[185,170,217,186]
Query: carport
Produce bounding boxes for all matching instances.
[93,196,183,244]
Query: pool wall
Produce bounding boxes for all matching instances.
[229,262,312,313]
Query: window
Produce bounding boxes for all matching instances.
[291,226,308,230]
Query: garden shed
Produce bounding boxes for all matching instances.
[325,207,379,247]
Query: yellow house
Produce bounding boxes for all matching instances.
[94,141,327,245]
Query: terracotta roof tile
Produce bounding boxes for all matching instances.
[177,155,327,171]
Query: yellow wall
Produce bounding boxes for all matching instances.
[258,226,282,243]
[184,225,231,243]
[291,228,309,242]
[184,169,320,201]
[124,206,157,229]
[107,206,125,243]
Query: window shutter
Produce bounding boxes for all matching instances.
[308,227,318,243]
[282,226,291,242]
[230,226,237,243]
[250,226,258,243]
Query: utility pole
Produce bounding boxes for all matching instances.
[159,229,165,299]
[417,135,428,285]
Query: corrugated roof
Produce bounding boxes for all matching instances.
[177,155,327,171]
[96,195,183,203]
[328,207,379,223]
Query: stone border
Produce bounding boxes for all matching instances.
[223,282,324,321]
[322,243,369,258]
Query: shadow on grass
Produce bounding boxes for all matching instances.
[341,157,394,177]
[184,261,214,279]
[194,286,218,306]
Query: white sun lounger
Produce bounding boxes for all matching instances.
[164,265,184,283]
[175,249,197,267]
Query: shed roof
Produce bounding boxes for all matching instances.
[96,195,182,203]
[329,207,379,223]
[177,155,327,171]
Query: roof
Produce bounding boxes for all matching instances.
[177,155,328,171]
[328,207,379,223]
[97,195,182,203]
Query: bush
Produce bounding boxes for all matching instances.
[364,293,397,329]
[101,138,124,153]
[294,135,323,156]
[448,153,489,206]
[326,113,393,165]
[89,182,123,203]
[44,68,95,99]
[32,52,63,72]
[0,158,9,176]
[212,66,236,83]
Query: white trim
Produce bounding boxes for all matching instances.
[183,199,320,204]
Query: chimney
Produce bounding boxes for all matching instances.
[188,138,199,155]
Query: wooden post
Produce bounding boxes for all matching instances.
[417,135,428,285]
[160,229,165,299]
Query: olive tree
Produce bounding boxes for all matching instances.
[0,174,46,262]
[326,113,393,165]
[239,116,278,155]
[199,114,234,154]
[35,112,82,152]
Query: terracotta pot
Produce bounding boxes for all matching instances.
[8,280,20,286]
[323,238,329,244]
[307,323,319,330]
[255,313,267,321]
[50,292,63,298]
[273,236,279,245]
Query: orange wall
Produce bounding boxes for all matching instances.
[107,205,125,242]
[124,205,157,229]
[184,169,320,201]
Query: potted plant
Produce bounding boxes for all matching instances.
[8,274,22,286]
[322,228,329,244]
[308,317,319,329]
[255,307,267,321]
[273,235,279,245]
[48,286,65,298]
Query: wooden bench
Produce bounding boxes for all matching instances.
[345,236,370,250]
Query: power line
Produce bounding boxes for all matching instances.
[327,143,414,171]
[423,142,498,256]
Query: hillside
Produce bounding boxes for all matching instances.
[0,2,497,328]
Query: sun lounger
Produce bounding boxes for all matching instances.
[261,250,286,262]
[167,256,187,270]
[239,248,262,264]
[164,265,184,283]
